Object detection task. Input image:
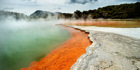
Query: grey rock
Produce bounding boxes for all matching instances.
[70,26,140,70]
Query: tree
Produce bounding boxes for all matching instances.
[73,10,82,19]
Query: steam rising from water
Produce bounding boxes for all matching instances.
[0,18,70,70]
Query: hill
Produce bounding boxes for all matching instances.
[73,2,140,19]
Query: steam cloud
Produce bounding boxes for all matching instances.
[0,14,70,70]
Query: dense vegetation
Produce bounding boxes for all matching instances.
[73,2,140,19]
[0,2,139,20]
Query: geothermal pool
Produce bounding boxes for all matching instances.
[0,20,70,70]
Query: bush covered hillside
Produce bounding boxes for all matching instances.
[30,2,140,19]
[73,2,140,19]
[1,2,139,20]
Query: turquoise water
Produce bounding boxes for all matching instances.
[0,20,70,70]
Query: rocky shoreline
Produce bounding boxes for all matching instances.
[21,26,91,70]
[68,25,140,70]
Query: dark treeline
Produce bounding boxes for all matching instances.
[58,13,73,19]
[73,2,140,19]
[0,2,139,20]
[31,2,140,19]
